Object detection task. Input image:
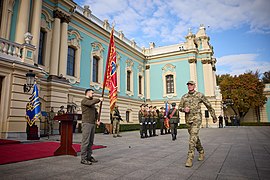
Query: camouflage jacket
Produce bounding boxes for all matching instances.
[178,91,217,123]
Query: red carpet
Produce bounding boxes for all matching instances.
[0,142,106,165]
[0,139,21,145]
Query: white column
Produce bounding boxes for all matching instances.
[145,65,150,100]
[202,59,214,96]
[188,58,197,84]
[31,0,42,64]
[58,20,69,77]
[50,13,61,75]
[15,0,31,44]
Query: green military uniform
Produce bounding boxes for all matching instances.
[138,104,146,138]
[179,81,217,167]
[159,107,165,135]
[144,105,149,138]
[148,106,154,137]
[48,109,55,135]
[111,106,122,138]
[152,107,158,136]
[168,103,180,141]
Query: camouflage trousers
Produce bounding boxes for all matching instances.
[186,121,203,159]
[113,119,120,135]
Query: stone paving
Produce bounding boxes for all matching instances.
[0,126,270,180]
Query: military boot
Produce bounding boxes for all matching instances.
[198,150,205,161]
[185,158,193,167]
[185,153,194,167]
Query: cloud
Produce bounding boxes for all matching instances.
[79,0,270,48]
[216,54,270,75]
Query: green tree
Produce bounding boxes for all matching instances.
[262,71,270,83]
[219,72,267,121]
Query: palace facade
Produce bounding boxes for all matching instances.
[0,0,269,139]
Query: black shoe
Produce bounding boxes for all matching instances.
[88,157,98,163]
[141,135,145,138]
[117,135,122,137]
[81,159,92,165]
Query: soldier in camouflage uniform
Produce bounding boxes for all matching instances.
[138,104,146,138]
[179,81,217,167]
[168,102,180,141]
[152,106,158,136]
[111,105,122,138]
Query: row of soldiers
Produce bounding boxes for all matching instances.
[138,102,180,140]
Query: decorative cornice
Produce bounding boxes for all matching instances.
[188,57,197,63]
[53,10,70,23]
[201,58,211,64]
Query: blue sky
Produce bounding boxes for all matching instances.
[74,0,270,76]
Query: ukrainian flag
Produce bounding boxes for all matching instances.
[26,83,41,126]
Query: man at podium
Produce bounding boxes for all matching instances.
[81,88,103,165]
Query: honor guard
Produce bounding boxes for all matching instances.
[138,104,146,138]
[144,104,149,138]
[168,102,180,141]
[153,106,158,136]
[159,107,166,135]
[111,105,122,138]
[148,106,154,137]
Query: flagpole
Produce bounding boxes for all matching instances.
[98,28,114,124]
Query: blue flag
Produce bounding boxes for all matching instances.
[165,101,169,116]
[26,83,41,126]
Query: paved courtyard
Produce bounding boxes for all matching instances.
[0,126,270,180]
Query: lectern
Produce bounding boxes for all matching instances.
[53,113,81,156]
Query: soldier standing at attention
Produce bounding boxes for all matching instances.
[81,88,103,165]
[138,104,146,138]
[111,105,122,138]
[153,106,158,136]
[168,102,180,141]
[57,105,65,135]
[178,81,217,167]
[159,107,166,135]
[144,104,149,138]
[148,106,154,137]
[48,107,55,135]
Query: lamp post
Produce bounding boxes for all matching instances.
[23,70,35,93]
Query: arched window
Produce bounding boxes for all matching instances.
[139,75,142,95]
[92,56,99,83]
[38,29,46,65]
[67,46,76,76]
[166,75,174,94]
[126,111,130,122]
[127,70,131,91]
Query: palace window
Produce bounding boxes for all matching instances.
[127,70,131,91]
[66,46,76,76]
[126,111,130,122]
[92,56,99,83]
[38,30,46,65]
[166,75,174,94]
[139,75,142,95]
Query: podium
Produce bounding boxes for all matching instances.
[53,113,81,156]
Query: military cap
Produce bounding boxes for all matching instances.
[60,105,64,108]
[187,80,196,85]
[144,104,148,107]
[149,106,152,108]
[160,107,164,109]
[140,104,144,107]
[153,106,157,108]
[171,102,176,107]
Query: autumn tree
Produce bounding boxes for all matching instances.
[219,72,267,121]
